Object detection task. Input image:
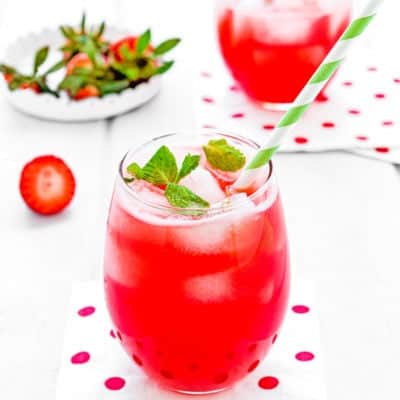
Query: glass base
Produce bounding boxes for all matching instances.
[174,387,230,396]
[260,101,292,112]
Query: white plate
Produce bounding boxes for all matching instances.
[0,28,161,122]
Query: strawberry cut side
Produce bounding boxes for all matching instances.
[19,155,76,215]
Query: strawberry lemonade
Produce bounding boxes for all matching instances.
[104,132,290,393]
[217,0,351,106]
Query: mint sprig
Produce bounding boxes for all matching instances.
[127,146,208,211]
[128,145,178,185]
[203,138,246,172]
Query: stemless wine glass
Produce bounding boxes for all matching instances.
[104,132,290,394]
[216,0,352,109]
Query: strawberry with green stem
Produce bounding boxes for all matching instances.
[0,46,65,96]
[109,29,180,83]
[60,13,109,61]
[60,52,129,100]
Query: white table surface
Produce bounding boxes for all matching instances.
[0,1,399,399]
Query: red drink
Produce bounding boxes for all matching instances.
[104,133,290,394]
[217,0,351,105]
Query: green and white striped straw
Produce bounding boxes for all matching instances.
[234,0,384,190]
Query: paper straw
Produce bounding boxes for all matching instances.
[234,0,385,190]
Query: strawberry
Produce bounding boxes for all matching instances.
[20,81,41,93]
[73,85,100,100]
[4,73,13,83]
[19,155,76,215]
[66,53,94,75]
[60,13,109,60]
[0,46,63,97]
[110,36,154,62]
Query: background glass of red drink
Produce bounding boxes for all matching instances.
[104,132,290,394]
[217,0,352,109]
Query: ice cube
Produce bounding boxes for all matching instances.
[118,180,171,221]
[171,194,264,267]
[184,270,234,303]
[180,168,226,204]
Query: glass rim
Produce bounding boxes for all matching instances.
[118,131,274,215]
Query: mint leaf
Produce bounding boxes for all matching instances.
[154,38,181,56]
[129,145,178,185]
[165,183,209,209]
[177,154,200,182]
[155,60,174,75]
[136,29,151,55]
[203,138,246,172]
[127,162,144,179]
[33,46,49,75]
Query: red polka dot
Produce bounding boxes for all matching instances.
[322,122,335,128]
[382,121,394,126]
[348,109,360,115]
[368,66,378,72]
[110,330,116,338]
[202,124,216,129]
[248,360,260,373]
[343,81,353,86]
[316,92,329,102]
[70,351,90,364]
[263,124,275,131]
[356,135,369,141]
[230,84,240,92]
[78,306,95,317]
[132,354,143,366]
[374,93,386,99]
[202,97,214,104]
[104,377,126,391]
[292,305,310,314]
[294,137,308,144]
[295,351,315,361]
[394,78,400,84]
[231,112,245,119]
[375,147,390,153]
[201,72,211,78]
[258,376,279,390]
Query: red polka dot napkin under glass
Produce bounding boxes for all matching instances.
[56,281,326,400]
[196,57,400,164]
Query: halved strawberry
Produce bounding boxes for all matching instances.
[19,155,76,215]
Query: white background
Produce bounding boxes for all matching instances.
[0,1,399,399]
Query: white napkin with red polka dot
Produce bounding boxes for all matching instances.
[56,281,326,400]
[196,57,400,164]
